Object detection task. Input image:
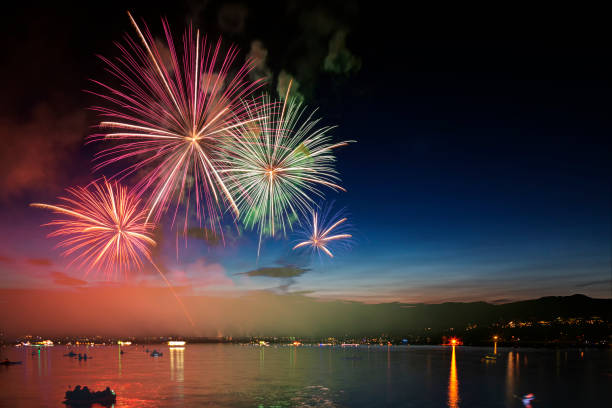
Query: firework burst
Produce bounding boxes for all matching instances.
[31,178,195,326]
[221,84,352,252]
[89,12,264,234]
[31,179,155,279]
[293,205,352,258]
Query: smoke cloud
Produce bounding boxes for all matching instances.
[0,103,85,200]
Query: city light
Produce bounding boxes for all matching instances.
[447,337,462,346]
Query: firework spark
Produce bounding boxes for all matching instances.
[221,84,352,252]
[293,207,352,258]
[31,179,155,279]
[89,12,264,234]
[31,179,195,326]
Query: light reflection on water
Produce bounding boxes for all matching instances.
[0,344,609,407]
[506,350,515,404]
[169,347,184,382]
[448,346,459,408]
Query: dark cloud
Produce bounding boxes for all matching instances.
[247,40,272,83]
[277,5,361,99]
[217,3,248,34]
[323,29,361,75]
[490,298,512,304]
[0,103,85,200]
[276,70,305,102]
[186,226,243,247]
[50,271,87,287]
[277,278,297,293]
[238,255,313,293]
[187,226,222,246]
[575,279,610,288]
[238,265,309,278]
[27,258,52,267]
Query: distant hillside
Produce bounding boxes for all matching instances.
[395,294,611,332]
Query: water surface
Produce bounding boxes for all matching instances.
[0,344,609,407]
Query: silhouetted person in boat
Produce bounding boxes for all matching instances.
[65,385,115,404]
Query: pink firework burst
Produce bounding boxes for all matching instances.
[32,178,196,326]
[30,179,156,280]
[89,12,265,234]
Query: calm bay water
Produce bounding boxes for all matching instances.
[0,344,609,407]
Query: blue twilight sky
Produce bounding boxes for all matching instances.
[0,1,610,303]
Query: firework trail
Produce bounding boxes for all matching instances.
[89,12,264,236]
[293,205,352,258]
[31,179,195,327]
[221,82,352,254]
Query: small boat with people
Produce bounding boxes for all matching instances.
[63,385,116,406]
[64,351,77,357]
[150,350,163,357]
[1,359,22,366]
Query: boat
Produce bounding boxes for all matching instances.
[64,351,77,357]
[0,360,22,366]
[481,354,497,361]
[63,385,116,406]
[150,350,163,357]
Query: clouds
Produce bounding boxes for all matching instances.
[276,70,304,102]
[26,258,52,267]
[0,103,85,199]
[167,258,234,292]
[217,3,248,34]
[50,271,87,287]
[575,279,610,289]
[323,29,361,75]
[237,262,311,294]
[186,227,223,246]
[239,265,310,278]
[247,40,272,83]
[0,255,15,264]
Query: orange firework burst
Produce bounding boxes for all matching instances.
[31,179,195,327]
[30,179,155,280]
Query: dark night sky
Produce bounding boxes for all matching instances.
[1,1,610,318]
